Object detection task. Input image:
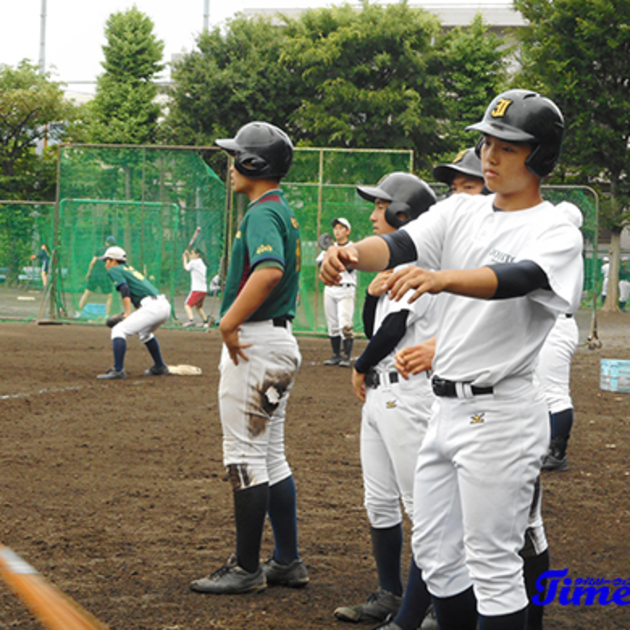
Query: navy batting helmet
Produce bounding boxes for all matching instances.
[466,89,564,178]
[357,172,436,229]
[215,122,293,180]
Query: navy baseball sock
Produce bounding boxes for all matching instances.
[393,557,431,630]
[113,338,126,371]
[478,607,527,629]
[330,335,341,357]
[550,408,573,440]
[370,524,403,596]
[144,337,166,367]
[523,549,549,630]
[268,475,300,565]
[233,482,269,574]
[432,586,477,630]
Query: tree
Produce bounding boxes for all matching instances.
[78,6,165,144]
[0,61,72,199]
[514,0,630,311]
[161,15,301,150]
[280,1,446,171]
[431,14,510,162]
[0,62,74,284]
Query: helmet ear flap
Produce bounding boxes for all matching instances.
[385,200,411,228]
[474,137,484,159]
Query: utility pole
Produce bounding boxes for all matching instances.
[203,0,210,31]
[39,0,47,74]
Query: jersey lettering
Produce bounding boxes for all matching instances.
[491,98,512,118]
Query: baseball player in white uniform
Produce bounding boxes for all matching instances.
[600,256,609,304]
[317,218,357,366]
[333,173,437,626]
[320,90,583,630]
[536,203,582,476]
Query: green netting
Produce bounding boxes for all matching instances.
[541,185,600,308]
[0,202,55,321]
[0,146,600,331]
[283,148,414,333]
[56,145,226,322]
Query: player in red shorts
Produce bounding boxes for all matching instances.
[182,247,210,327]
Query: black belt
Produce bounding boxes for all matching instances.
[565,313,573,318]
[272,316,292,328]
[365,370,399,389]
[431,376,493,398]
[340,283,355,288]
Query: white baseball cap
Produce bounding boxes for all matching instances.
[98,246,127,262]
[332,217,351,231]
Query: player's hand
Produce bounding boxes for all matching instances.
[386,267,446,303]
[319,245,359,286]
[395,338,436,379]
[351,368,366,402]
[219,323,252,365]
[367,270,394,297]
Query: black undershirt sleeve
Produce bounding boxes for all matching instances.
[362,292,379,339]
[354,310,410,374]
[117,283,131,300]
[489,260,550,299]
[380,231,418,269]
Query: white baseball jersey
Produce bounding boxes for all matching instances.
[372,265,438,373]
[317,242,357,286]
[402,194,584,387]
[185,257,208,293]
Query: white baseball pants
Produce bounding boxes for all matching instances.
[361,371,433,528]
[219,320,301,488]
[111,295,170,343]
[324,285,355,338]
[411,377,549,616]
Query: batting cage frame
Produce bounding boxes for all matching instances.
[0,144,602,340]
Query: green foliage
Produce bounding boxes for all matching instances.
[514,0,630,200]
[80,7,165,144]
[0,61,73,199]
[428,14,510,170]
[160,16,301,150]
[163,2,509,175]
[280,2,445,171]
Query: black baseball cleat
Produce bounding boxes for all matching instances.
[190,554,267,594]
[262,557,309,588]
[97,368,126,380]
[324,355,342,366]
[144,365,170,376]
[334,588,402,623]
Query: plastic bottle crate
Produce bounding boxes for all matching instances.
[600,359,630,393]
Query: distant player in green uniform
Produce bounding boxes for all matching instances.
[190,122,308,595]
[78,235,116,318]
[96,246,171,380]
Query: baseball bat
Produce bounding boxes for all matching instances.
[187,226,201,250]
[0,544,110,630]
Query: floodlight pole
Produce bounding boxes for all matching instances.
[39,0,47,74]
[203,0,210,31]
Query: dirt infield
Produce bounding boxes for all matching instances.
[1,312,629,629]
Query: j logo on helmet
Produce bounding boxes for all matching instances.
[491,98,513,118]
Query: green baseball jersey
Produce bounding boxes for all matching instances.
[220,189,301,321]
[108,264,160,308]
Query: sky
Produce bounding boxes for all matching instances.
[0,0,368,98]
